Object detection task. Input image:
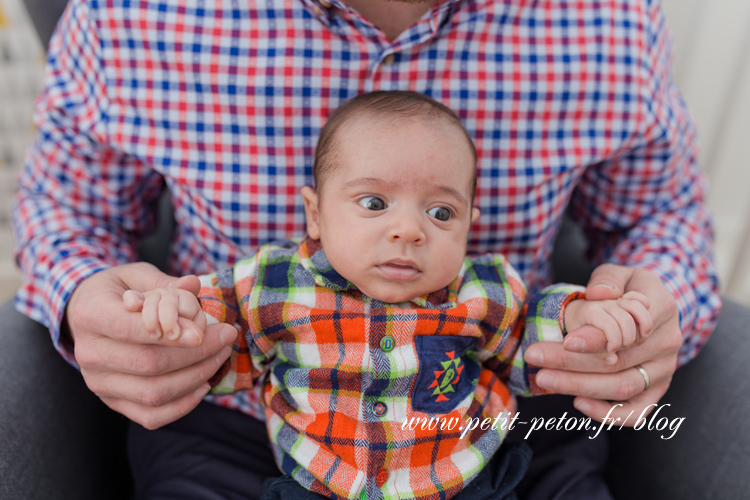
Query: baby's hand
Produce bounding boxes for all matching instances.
[563,291,652,354]
[123,286,207,341]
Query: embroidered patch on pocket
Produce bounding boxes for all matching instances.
[412,335,480,414]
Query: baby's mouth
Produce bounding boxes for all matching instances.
[377,260,421,281]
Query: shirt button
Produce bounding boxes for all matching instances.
[380,336,395,352]
[373,402,387,417]
[376,469,389,487]
[382,53,395,65]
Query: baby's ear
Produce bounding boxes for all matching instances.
[300,186,321,239]
[471,206,480,223]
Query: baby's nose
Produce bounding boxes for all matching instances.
[387,213,425,244]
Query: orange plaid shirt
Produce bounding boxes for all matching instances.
[200,237,583,500]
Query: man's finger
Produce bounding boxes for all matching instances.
[529,340,622,372]
[533,360,667,401]
[101,383,211,430]
[572,379,670,427]
[76,323,237,375]
[109,262,175,292]
[586,263,634,301]
[84,344,231,405]
[168,274,201,296]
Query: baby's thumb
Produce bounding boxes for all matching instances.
[562,325,608,353]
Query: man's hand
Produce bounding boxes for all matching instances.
[65,262,237,430]
[525,264,682,426]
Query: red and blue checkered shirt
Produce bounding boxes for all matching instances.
[200,237,583,500]
[13,0,721,418]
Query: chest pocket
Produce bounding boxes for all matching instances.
[412,335,481,414]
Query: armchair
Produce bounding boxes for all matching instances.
[2,2,748,498]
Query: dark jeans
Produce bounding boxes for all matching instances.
[507,395,612,500]
[129,396,608,500]
[128,402,281,500]
[261,442,531,500]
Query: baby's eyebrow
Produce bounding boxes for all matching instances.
[433,185,469,207]
[343,177,385,189]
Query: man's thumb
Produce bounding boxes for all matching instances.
[586,263,632,300]
[168,274,201,296]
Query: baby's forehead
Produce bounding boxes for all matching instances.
[315,103,477,201]
[338,113,471,156]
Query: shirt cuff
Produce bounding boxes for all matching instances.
[525,284,587,343]
[559,289,587,335]
[631,260,721,365]
[15,256,113,368]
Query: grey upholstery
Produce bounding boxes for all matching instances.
[21,0,67,48]
[607,297,750,499]
[0,300,132,500]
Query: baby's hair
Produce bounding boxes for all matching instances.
[314,91,477,200]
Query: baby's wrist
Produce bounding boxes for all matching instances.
[561,298,584,334]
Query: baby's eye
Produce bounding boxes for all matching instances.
[427,206,452,221]
[358,196,387,211]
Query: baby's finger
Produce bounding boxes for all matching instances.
[123,290,145,311]
[192,309,208,331]
[605,301,637,349]
[588,306,622,352]
[617,299,653,340]
[177,291,207,331]
[142,290,163,338]
[158,292,181,340]
[175,317,206,347]
[621,291,650,310]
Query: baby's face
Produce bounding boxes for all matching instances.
[302,117,479,303]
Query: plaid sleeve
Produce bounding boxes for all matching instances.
[567,0,721,365]
[202,251,268,394]
[473,254,585,396]
[507,284,586,396]
[11,0,164,365]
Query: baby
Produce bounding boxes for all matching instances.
[124,91,650,500]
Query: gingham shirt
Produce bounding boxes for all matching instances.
[13,0,721,417]
[200,237,583,500]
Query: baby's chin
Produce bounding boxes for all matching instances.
[356,282,437,304]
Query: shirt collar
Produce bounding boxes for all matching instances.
[299,0,467,43]
[299,236,355,292]
[298,236,459,308]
